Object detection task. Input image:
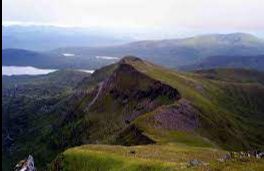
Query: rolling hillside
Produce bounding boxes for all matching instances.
[50,57,264,170]
[2,57,264,170]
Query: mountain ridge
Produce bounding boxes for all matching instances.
[48,57,264,170]
[2,57,264,170]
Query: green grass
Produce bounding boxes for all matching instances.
[62,149,177,171]
[52,144,264,171]
[56,144,226,171]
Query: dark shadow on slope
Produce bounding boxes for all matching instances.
[115,124,155,146]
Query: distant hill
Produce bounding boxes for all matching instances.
[180,55,264,71]
[2,49,56,67]
[2,48,119,69]
[53,33,264,68]
[3,33,264,70]
[3,57,264,170]
[2,25,132,51]
[192,68,264,84]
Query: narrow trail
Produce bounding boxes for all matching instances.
[87,82,104,110]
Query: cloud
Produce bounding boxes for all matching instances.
[3,0,264,31]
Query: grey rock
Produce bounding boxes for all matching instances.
[188,159,203,167]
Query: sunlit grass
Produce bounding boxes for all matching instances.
[60,143,264,171]
[61,144,225,171]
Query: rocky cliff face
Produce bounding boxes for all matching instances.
[76,60,184,145]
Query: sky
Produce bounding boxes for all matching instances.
[3,0,264,38]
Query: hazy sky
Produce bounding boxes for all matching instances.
[3,0,264,38]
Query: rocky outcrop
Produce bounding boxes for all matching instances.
[152,99,199,131]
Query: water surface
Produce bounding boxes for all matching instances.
[2,66,57,76]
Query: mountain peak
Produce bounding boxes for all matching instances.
[226,32,257,37]
[119,56,143,64]
[222,32,261,41]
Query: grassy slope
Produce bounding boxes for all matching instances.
[54,144,225,171]
[52,58,264,170]
[56,144,264,171]
[2,64,119,171]
[128,59,264,150]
